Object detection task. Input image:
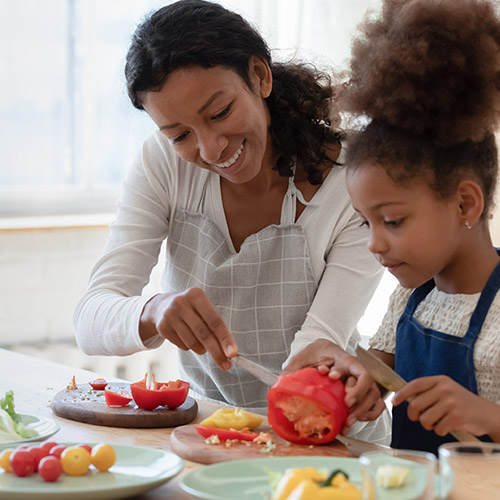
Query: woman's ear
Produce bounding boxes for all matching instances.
[248,55,272,98]
[457,179,484,228]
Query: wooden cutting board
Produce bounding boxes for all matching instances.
[51,383,198,428]
[170,424,352,464]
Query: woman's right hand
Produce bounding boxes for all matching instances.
[139,288,238,370]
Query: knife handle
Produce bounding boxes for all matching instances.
[449,429,481,443]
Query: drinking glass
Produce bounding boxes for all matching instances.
[439,441,500,500]
[360,449,436,499]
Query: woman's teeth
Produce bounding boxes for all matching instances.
[216,142,244,168]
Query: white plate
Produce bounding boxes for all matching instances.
[0,443,184,500]
[0,414,60,447]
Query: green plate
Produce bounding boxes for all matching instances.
[180,455,443,500]
[0,443,184,500]
[0,414,60,447]
[180,456,361,500]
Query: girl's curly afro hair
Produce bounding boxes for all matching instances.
[339,0,500,216]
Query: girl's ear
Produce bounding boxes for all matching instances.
[457,179,484,228]
[248,55,272,98]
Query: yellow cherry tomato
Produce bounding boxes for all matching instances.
[200,408,263,430]
[0,448,13,473]
[91,443,116,472]
[60,446,91,476]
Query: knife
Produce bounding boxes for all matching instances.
[231,355,279,386]
[356,345,480,443]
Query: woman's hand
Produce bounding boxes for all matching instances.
[139,288,238,370]
[283,339,386,429]
[393,375,500,439]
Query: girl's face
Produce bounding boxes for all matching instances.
[141,58,274,184]
[347,163,464,289]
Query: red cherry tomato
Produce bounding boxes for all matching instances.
[78,444,92,454]
[89,378,108,390]
[38,456,63,482]
[27,445,47,471]
[49,445,66,458]
[40,441,58,455]
[10,449,35,477]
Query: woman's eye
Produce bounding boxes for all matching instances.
[212,104,231,120]
[170,131,189,144]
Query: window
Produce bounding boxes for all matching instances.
[0,0,381,217]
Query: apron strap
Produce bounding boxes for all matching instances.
[464,256,500,340]
[280,162,316,225]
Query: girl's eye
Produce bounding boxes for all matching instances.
[170,131,189,144]
[385,218,403,227]
[212,104,231,120]
[359,220,369,228]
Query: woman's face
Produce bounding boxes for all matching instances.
[141,58,274,184]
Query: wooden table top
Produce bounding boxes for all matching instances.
[0,347,394,499]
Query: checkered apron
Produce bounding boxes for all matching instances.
[162,174,317,412]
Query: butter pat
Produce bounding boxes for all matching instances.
[376,464,409,488]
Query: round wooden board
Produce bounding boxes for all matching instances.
[51,383,198,428]
[170,424,350,464]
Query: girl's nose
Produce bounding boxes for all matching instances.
[198,129,228,164]
[367,228,388,255]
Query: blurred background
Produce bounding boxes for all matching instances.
[1,0,498,382]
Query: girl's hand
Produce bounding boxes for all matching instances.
[140,288,237,370]
[283,339,386,429]
[393,375,500,438]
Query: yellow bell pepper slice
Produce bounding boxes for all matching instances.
[199,407,263,430]
[272,467,326,500]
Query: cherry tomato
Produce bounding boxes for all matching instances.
[60,446,91,476]
[77,443,92,454]
[38,456,63,482]
[9,449,35,477]
[27,445,47,471]
[89,378,108,390]
[49,445,66,458]
[0,449,13,473]
[40,441,58,455]
[91,443,116,472]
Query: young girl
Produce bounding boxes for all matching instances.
[338,0,500,453]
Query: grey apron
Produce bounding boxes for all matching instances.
[162,171,317,412]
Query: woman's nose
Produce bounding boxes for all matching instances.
[197,129,227,164]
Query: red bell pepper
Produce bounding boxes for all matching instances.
[104,389,133,407]
[130,373,190,410]
[195,424,259,442]
[267,367,348,445]
[89,378,108,390]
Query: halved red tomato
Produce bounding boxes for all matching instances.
[89,378,108,390]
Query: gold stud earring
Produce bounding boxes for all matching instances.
[465,220,471,229]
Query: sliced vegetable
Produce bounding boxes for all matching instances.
[104,390,133,407]
[267,367,348,445]
[89,378,108,390]
[200,407,263,430]
[195,424,258,442]
[130,373,189,410]
[0,391,37,441]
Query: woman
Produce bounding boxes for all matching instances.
[74,0,389,442]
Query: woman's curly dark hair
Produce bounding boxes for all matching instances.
[339,0,500,217]
[125,0,342,185]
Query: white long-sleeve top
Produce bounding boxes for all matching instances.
[74,131,383,362]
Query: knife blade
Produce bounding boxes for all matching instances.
[356,345,479,443]
[231,355,279,386]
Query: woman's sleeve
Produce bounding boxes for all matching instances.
[286,204,384,363]
[73,133,176,356]
[369,285,412,353]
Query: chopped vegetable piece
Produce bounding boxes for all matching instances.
[267,367,348,445]
[195,424,258,442]
[89,378,108,390]
[376,464,409,488]
[200,407,263,430]
[130,373,189,410]
[104,390,133,407]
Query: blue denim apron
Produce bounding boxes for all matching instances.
[392,256,500,454]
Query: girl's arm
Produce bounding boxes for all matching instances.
[393,375,500,441]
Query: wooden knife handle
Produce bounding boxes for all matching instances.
[450,429,481,443]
